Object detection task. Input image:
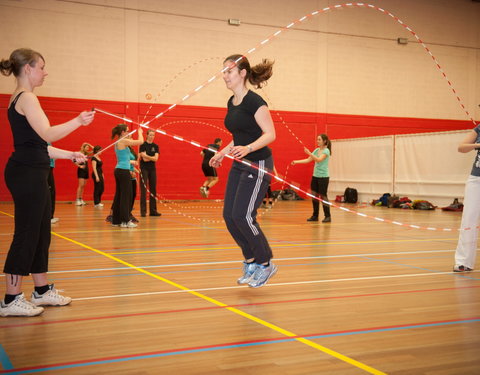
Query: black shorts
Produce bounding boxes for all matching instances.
[77,167,89,179]
[202,163,217,177]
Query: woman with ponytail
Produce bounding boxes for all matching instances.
[209,54,277,288]
[0,48,95,317]
[110,124,143,228]
[291,134,332,223]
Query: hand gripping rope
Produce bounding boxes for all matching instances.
[94,3,478,232]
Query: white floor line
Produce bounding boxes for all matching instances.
[0,249,459,276]
[72,270,475,302]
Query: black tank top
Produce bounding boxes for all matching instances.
[8,92,49,168]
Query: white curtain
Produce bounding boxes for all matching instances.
[330,130,473,206]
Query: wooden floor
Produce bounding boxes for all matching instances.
[0,199,479,375]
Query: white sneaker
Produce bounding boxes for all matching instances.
[0,293,44,317]
[120,221,137,228]
[94,203,104,208]
[81,200,87,205]
[51,217,60,224]
[75,199,83,206]
[30,285,72,306]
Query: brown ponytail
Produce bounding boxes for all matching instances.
[224,54,274,89]
[0,48,44,77]
[111,124,128,139]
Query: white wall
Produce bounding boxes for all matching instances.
[0,0,478,121]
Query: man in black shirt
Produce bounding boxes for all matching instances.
[200,138,222,197]
[139,130,161,217]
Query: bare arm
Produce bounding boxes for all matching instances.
[458,130,479,153]
[47,146,87,162]
[209,140,234,168]
[117,128,144,149]
[19,92,94,143]
[304,147,327,163]
[291,156,313,165]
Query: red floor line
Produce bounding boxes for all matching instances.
[2,316,478,374]
[1,284,478,329]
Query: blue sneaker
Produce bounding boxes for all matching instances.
[237,262,258,285]
[248,263,277,288]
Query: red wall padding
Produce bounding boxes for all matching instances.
[0,93,473,202]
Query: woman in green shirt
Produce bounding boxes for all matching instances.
[292,134,332,222]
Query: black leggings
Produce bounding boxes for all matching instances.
[92,175,104,205]
[310,176,331,218]
[112,168,132,224]
[4,160,51,275]
[140,166,157,215]
[223,157,273,264]
[48,167,56,218]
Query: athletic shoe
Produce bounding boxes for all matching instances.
[322,217,331,223]
[31,285,71,306]
[81,200,87,205]
[150,212,161,217]
[237,262,258,285]
[130,215,139,223]
[75,199,83,206]
[307,216,318,222]
[248,263,278,288]
[94,203,104,208]
[0,293,44,317]
[453,265,473,272]
[51,217,60,224]
[121,221,137,228]
[200,186,208,198]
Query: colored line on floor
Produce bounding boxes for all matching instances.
[1,285,478,329]
[1,317,477,374]
[46,231,386,375]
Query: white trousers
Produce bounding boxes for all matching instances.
[455,175,480,269]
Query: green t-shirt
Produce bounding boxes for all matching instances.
[312,147,330,177]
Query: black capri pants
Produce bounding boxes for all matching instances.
[310,176,331,218]
[4,160,51,275]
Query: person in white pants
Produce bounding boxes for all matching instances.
[454,125,480,272]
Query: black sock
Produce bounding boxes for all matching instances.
[4,293,21,304]
[35,285,50,295]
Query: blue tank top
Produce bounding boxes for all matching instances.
[115,145,131,170]
[8,92,49,168]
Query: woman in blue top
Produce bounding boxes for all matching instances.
[454,125,480,272]
[110,124,143,228]
[292,134,332,223]
[209,54,277,288]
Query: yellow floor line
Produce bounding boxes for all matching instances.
[52,231,386,374]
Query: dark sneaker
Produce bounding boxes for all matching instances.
[453,265,473,272]
[322,217,331,223]
[307,216,318,222]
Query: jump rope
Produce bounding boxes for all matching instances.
[92,2,477,231]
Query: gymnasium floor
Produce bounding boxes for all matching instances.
[0,199,479,374]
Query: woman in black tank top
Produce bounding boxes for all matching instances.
[0,48,95,317]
